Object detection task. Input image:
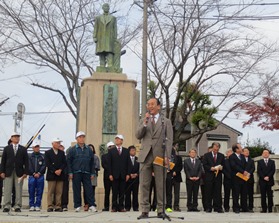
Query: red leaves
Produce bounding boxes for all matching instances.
[240,96,279,130]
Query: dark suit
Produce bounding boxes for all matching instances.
[0,144,29,210]
[101,153,112,210]
[107,146,130,211]
[45,148,66,209]
[125,156,140,211]
[223,158,232,211]
[184,157,202,210]
[257,158,275,212]
[229,153,248,212]
[203,152,224,211]
[245,156,255,210]
[172,155,183,209]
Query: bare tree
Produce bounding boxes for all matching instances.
[0,0,140,118]
[141,0,279,145]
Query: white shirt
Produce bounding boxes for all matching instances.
[152,113,160,124]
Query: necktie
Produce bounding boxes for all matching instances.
[118,147,121,155]
[192,159,195,167]
[151,116,155,131]
[132,157,135,165]
[265,159,268,166]
[14,145,17,155]
[213,154,217,163]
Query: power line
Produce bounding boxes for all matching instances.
[0,110,73,116]
[0,70,49,82]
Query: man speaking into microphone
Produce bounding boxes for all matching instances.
[136,98,173,219]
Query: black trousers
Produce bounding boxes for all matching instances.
[112,178,126,210]
[103,177,112,210]
[200,184,206,211]
[232,177,247,211]
[223,179,232,210]
[186,179,200,210]
[61,179,69,208]
[205,177,222,211]
[247,182,254,210]
[259,181,273,211]
[125,179,139,210]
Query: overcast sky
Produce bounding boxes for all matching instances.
[0,0,278,153]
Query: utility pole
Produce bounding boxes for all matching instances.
[141,0,148,116]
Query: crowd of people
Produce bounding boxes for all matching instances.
[0,105,276,215]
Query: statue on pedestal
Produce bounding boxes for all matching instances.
[93,3,123,73]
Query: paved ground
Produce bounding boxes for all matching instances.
[0,210,278,223]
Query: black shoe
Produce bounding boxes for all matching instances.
[224,208,229,212]
[157,212,165,218]
[133,209,139,211]
[234,210,240,214]
[218,210,224,213]
[192,209,200,212]
[206,209,212,213]
[137,212,149,219]
[248,209,254,213]
[55,208,63,212]
[187,209,193,212]
[125,209,130,212]
[3,208,9,212]
[47,208,53,212]
[174,207,181,212]
[102,208,109,211]
[268,210,273,213]
[261,210,267,213]
[15,208,21,212]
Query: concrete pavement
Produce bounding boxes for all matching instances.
[0,210,278,223]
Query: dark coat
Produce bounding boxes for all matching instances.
[184,158,202,179]
[222,158,232,181]
[127,156,140,183]
[0,144,29,177]
[229,153,247,184]
[28,152,46,176]
[45,148,67,181]
[173,155,183,182]
[258,159,275,186]
[107,147,130,180]
[102,153,110,180]
[245,156,255,184]
[203,151,225,182]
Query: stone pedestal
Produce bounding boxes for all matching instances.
[78,72,139,149]
[77,72,140,209]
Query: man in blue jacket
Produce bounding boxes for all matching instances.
[28,141,46,211]
[67,131,96,212]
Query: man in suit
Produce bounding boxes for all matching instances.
[223,148,233,212]
[136,98,173,219]
[45,138,67,212]
[184,148,202,212]
[203,142,225,213]
[171,146,183,212]
[125,145,140,211]
[257,149,275,213]
[101,141,115,211]
[108,134,130,212]
[0,132,29,212]
[229,143,249,213]
[243,148,255,212]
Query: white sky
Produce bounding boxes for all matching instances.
[0,0,278,152]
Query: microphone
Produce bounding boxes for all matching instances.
[145,111,150,124]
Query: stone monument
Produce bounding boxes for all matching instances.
[77,3,140,209]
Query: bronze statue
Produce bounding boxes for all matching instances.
[94,3,123,73]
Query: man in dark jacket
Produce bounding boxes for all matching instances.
[101,141,115,211]
[108,134,130,212]
[258,149,276,213]
[67,131,96,212]
[0,132,29,212]
[229,143,249,213]
[125,145,140,211]
[243,148,255,212]
[223,148,233,212]
[45,138,66,212]
[166,145,183,212]
[203,142,225,213]
[184,148,202,212]
[28,142,46,211]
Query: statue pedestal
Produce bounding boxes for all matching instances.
[78,72,139,147]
